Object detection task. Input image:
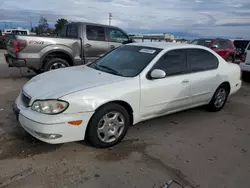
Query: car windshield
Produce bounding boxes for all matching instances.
[191,39,213,47]
[87,45,162,77]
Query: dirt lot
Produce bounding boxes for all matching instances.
[0,49,250,188]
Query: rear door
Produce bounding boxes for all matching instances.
[106,27,130,51]
[83,25,109,63]
[187,48,222,105]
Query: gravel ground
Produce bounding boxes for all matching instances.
[0,49,250,188]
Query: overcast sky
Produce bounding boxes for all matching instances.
[0,0,250,38]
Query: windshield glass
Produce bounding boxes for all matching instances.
[88,45,162,77]
[191,39,213,47]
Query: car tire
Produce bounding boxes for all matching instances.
[207,84,229,112]
[43,58,70,72]
[227,55,234,63]
[86,103,130,148]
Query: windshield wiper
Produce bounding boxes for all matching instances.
[98,65,122,76]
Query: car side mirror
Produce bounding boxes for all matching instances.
[211,44,218,49]
[150,69,166,79]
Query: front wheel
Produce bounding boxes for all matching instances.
[207,85,229,112]
[86,103,130,148]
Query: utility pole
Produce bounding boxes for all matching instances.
[109,13,112,26]
[30,21,33,30]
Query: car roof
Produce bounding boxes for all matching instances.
[127,42,207,50]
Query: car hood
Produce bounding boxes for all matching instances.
[23,66,128,99]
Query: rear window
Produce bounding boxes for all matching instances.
[60,24,78,38]
[191,39,213,47]
[233,40,250,49]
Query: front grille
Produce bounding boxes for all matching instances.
[21,92,31,107]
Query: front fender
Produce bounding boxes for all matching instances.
[59,78,141,122]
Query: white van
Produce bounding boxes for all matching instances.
[240,42,250,80]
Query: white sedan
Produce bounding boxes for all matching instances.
[13,43,242,148]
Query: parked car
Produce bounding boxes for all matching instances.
[13,43,242,148]
[190,38,236,62]
[231,39,250,63]
[4,22,133,73]
[239,42,250,81]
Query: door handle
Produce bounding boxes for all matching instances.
[181,80,189,84]
[85,44,91,48]
[110,45,115,49]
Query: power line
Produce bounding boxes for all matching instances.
[109,13,112,26]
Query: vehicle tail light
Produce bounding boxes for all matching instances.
[241,52,247,63]
[14,40,26,53]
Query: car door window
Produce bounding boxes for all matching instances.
[153,49,187,76]
[187,48,219,72]
[214,40,229,49]
[107,28,129,43]
[86,25,106,41]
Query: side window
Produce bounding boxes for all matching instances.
[66,25,78,38]
[86,25,106,41]
[153,49,187,76]
[226,40,234,48]
[187,48,218,72]
[214,40,229,48]
[107,28,129,43]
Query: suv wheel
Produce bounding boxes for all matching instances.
[43,58,70,72]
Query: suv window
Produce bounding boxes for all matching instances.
[191,39,213,47]
[86,25,106,41]
[214,40,232,49]
[107,28,129,43]
[187,48,218,72]
[153,49,187,76]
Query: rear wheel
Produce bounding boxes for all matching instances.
[207,85,229,112]
[86,103,130,148]
[43,58,70,72]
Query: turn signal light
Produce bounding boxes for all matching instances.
[68,120,83,126]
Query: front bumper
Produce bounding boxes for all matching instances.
[14,94,94,144]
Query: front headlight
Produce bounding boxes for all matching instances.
[31,100,69,115]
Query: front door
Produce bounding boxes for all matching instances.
[83,25,109,63]
[186,48,222,105]
[140,49,191,119]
